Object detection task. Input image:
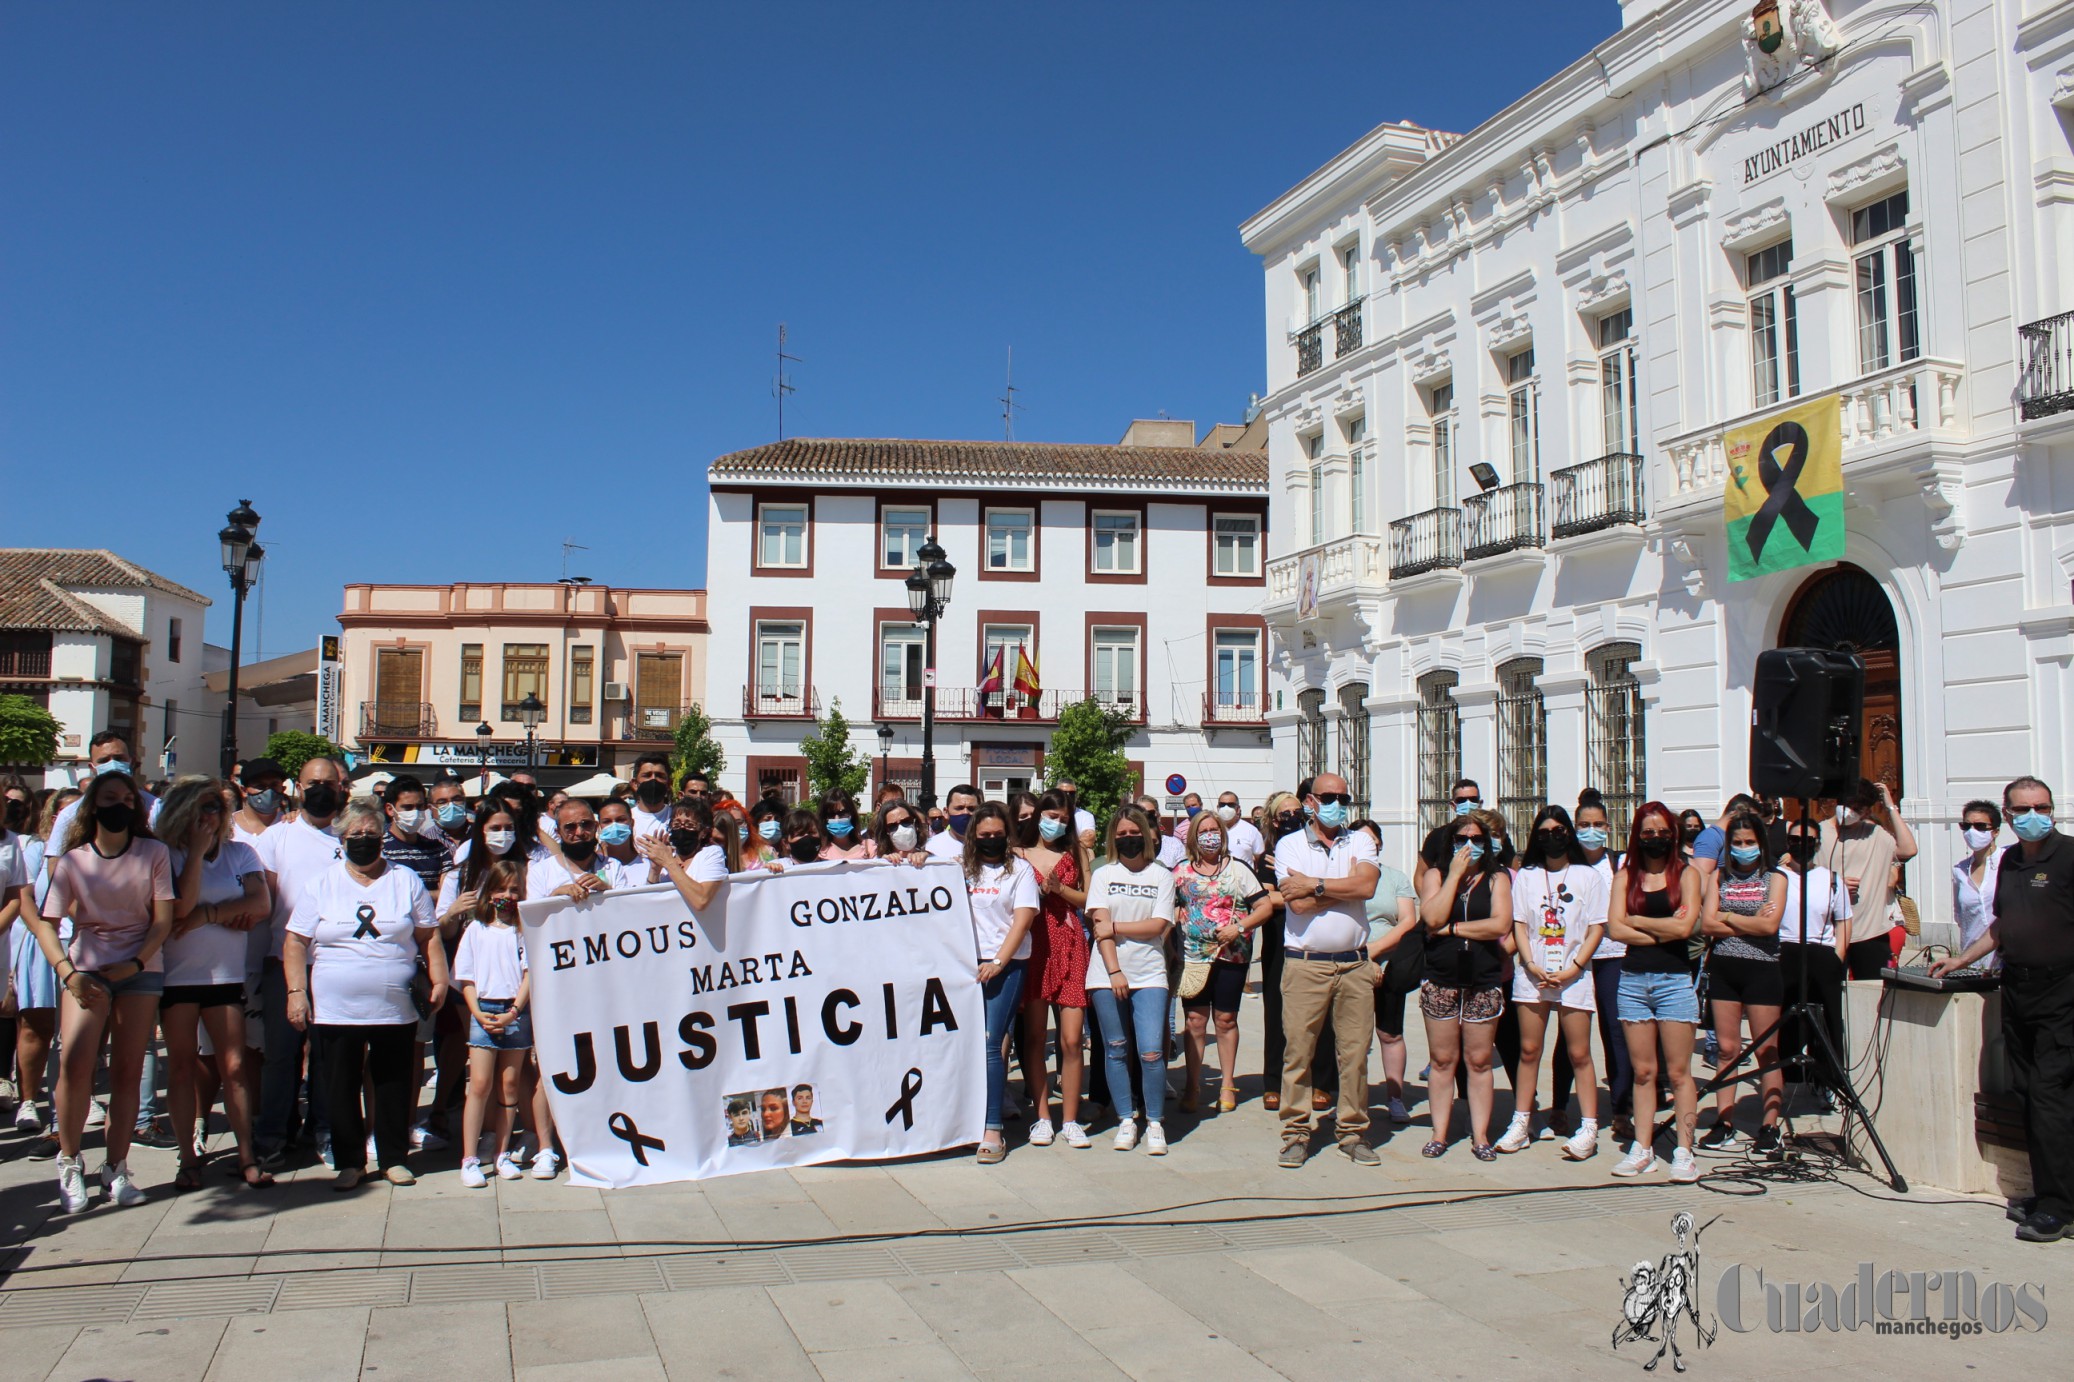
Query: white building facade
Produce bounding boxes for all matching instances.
[1245,0,2074,918]
[703,427,1275,808]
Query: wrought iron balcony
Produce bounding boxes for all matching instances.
[1463,482,1545,561]
[1549,451,1646,539]
[1388,508,1463,579]
[742,685,820,721]
[1333,300,1364,359]
[2021,310,2074,420]
[360,700,436,739]
[1202,690,1266,726]
[1295,322,1323,377]
[872,687,1069,722]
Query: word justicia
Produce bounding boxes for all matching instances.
[1716,1262,2048,1335]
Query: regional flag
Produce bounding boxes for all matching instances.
[1724,394,1845,582]
[977,645,1005,716]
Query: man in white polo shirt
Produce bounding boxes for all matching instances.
[1216,790,1266,870]
[1271,770,1381,1169]
[925,784,982,861]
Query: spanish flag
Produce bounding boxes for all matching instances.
[1724,393,1845,583]
[1013,645,1040,699]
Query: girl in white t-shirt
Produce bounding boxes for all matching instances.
[1500,807,1607,1161]
[1084,806,1178,1155]
[454,859,533,1188]
[962,804,1039,1163]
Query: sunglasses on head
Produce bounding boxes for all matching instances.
[1313,792,1352,807]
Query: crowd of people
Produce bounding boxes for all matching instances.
[2,733,2064,1238]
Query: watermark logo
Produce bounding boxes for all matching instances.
[1613,1212,1719,1372]
[1716,1260,2048,1339]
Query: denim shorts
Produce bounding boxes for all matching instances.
[1617,969,1699,1024]
[98,966,165,999]
[468,998,533,1051]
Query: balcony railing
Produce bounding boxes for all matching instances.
[1388,508,1464,579]
[1203,691,1266,725]
[871,687,1090,722]
[1549,451,1646,539]
[626,704,695,740]
[0,645,53,679]
[742,686,820,721]
[360,700,436,738]
[1333,300,1364,359]
[1463,482,1546,560]
[1295,322,1323,377]
[1266,534,1387,608]
[2021,311,2074,420]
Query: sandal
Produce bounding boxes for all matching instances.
[1471,1142,1498,1162]
[1217,1091,1237,1113]
[976,1140,1007,1165]
[1421,1140,1447,1158]
[240,1162,275,1190]
[173,1162,204,1193]
[1262,1092,1281,1112]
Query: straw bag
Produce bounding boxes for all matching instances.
[1178,960,1211,1001]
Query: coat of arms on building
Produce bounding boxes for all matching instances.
[1744,0,1844,97]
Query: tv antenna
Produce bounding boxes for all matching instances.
[775,323,801,440]
[1000,347,1024,440]
[560,539,590,581]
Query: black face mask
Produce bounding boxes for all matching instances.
[562,837,597,862]
[788,837,821,864]
[636,780,671,809]
[302,782,342,818]
[1537,830,1571,858]
[1680,825,1702,844]
[94,802,133,834]
[1115,835,1145,859]
[976,835,1010,861]
[1783,839,1816,864]
[343,835,383,867]
[1273,812,1302,838]
[1637,836,1674,859]
[668,827,703,857]
[1013,817,1039,847]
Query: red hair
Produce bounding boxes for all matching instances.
[1624,800,1685,915]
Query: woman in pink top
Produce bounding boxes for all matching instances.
[26,770,175,1213]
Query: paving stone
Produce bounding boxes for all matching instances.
[640,1286,819,1382]
[47,1315,230,1382]
[360,1300,511,1381]
[203,1306,367,1382]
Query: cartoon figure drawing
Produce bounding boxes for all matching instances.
[1613,1212,1718,1372]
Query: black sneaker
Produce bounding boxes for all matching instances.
[131,1121,177,1150]
[1698,1121,1739,1150]
[1753,1125,1783,1159]
[2016,1210,2071,1244]
[2008,1196,2039,1224]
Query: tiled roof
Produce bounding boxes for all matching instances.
[0,549,211,634]
[708,438,1269,492]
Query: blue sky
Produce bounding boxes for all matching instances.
[1,1,1617,654]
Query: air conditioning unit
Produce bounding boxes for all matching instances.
[602,682,631,701]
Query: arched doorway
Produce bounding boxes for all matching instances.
[1778,563,1901,798]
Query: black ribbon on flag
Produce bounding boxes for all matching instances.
[351,903,380,940]
[884,1067,925,1130]
[608,1110,666,1165]
[1744,421,1822,561]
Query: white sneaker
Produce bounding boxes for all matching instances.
[1061,1121,1091,1149]
[1562,1122,1600,1161]
[1113,1120,1139,1152]
[531,1149,561,1181]
[366,1135,378,1165]
[1385,1097,1410,1126]
[1537,1122,1558,1141]
[1668,1148,1701,1183]
[100,1159,145,1208]
[494,1152,524,1181]
[1143,1122,1168,1156]
[84,1099,106,1129]
[410,1123,449,1152]
[56,1154,90,1213]
[1611,1142,1658,1178]
[514,1132,537,1166]
[458,1158,488,1189]
[15,1099,41,1133]
[1496,1112,1533,1154]
[1027,1118,1055,1146]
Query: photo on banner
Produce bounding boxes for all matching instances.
[519,861,986,1188]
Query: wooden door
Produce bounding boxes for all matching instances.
[373,649,423,735]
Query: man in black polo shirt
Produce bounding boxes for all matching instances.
[1934,775,2074,1242]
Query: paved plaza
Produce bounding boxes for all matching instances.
[0,1002,2067,1381]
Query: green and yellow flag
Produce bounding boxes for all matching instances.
[1724,394,1845,582]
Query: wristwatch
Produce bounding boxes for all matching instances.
[1312,882,1327,900]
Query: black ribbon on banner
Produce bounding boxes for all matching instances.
[608,1110,666,1165]
[884,1067,925,1131]
[351,903,380,940]
[1744,420,1822,561]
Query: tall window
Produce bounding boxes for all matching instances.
[167,617,183,664]
[1213,514,1261,576]
[164,699,177,744]
[1598,308,1639,455]
[1297,688,1328,780]
[1091,511,1141,574]
[109,639,139,687]
[1587,643,1646,850]
[1213,629,1260,714]
[879,622,925,710]
[569,645,595,724]
[1853,190,1919,375]
[459,643,483,721]
[1495,657,1547,833]
[499,644,548,721]
[1417,672,1462,834]
[636,651,683,732]
[754,622,805,708]
[1306,433,1325,545]
[982,623,1033,712]
[1303,266,1321,321]
[1337,682,1371,816]
[1091,627,1139,710]
[1748,239,1800,407]
[1345,414,1368,532]
[881,507,930,569]
[1430,383,1457,509]
[373,648,422,735]
[757,503,808,568]
[985,509,1034,572]
[1341,244,1360,301]
[1507,347,1540,482]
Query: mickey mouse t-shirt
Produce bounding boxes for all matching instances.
[1510,863,1607,1005]
[287,864,435,1025]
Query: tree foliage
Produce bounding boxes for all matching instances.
[0,694,61,768]
[671,703,728,791]
[1044,698,1137,828]
[798,697,869,804]
[263,730,344,780]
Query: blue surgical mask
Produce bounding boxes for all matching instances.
[738,825,750,843]
[1038,816,1067,842]
[827,816,855,838]
[2013,809,2054,843]
[1730,844,1763,867]
[758,818,782,842]
[1185,805,1201,818]
[1575,826,1608,850]
[248,789,281,816]
[1314,801,1349,830]
[1463,840,1487,861]
[435,802,468,830]
[948,811,973,837]
[1454,799,1477,817]
[598,822,634,846]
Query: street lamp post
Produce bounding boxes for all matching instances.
[475,720,493,794]
[518,692,546,769]
[903,537,956,810]
[876,721,894,797]
[216,500,264,777]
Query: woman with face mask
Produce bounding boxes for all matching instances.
[1604,803,1705,1182]
[639,797,734,916]
[961,803,1040,1162]
[817,788,874,862]
[1697,813,1787,1156]
[1012,791,1091,1148]
[743,800,786,872]
[8,788,79,1147]
[1083,806,1176,1154]
[1174,810,1271,1115]
[1550,793,1634,1145]
[1498,805,1606,1161]
[769,809,826,872]
[1252,790,1306,1111]
[869,799,929,866]
[595,800,641,870]
[1415,810,1512,1160]
[1951,801,2004,971]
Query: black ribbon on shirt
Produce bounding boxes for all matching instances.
[351,903,380,940]
[608,1110,666,1166]
[884,1067,925,1131]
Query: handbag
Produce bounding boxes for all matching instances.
[1891,893,1920,938]
[409,965,434,1021]
[1178,960,1211,1000]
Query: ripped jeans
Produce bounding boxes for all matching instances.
[1086,984,1170,1124]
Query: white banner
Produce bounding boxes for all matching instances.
[518,861,986,1188]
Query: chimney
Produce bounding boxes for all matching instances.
[1118,419,1197,448]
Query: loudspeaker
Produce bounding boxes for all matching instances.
[1750,647,1865,800]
